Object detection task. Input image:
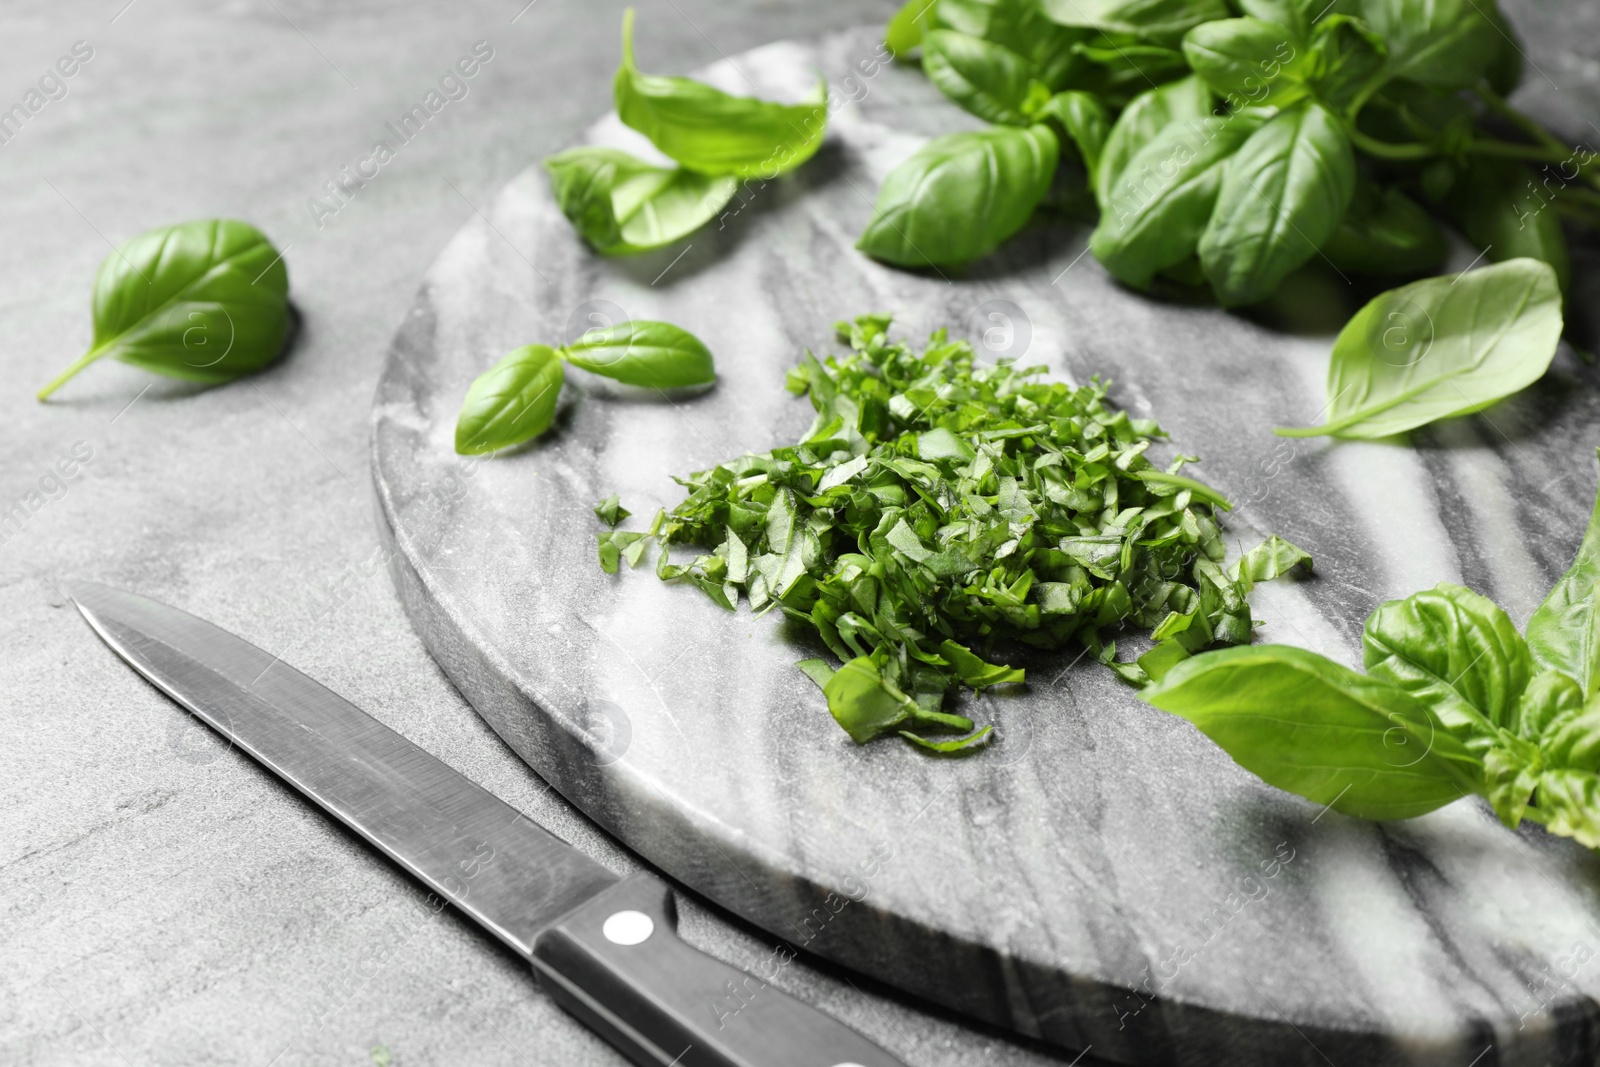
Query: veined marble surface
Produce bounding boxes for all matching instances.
[372,25,1600,1066]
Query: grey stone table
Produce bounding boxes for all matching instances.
[3,3,1600,1067]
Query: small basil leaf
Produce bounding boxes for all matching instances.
[1227,534,1311,593]
[1361,582,1533,750]
[1483,3,1524,95]
[1357,0,1500,88]
[857,125,1059,268]
[1199,102,1355,307]
[39,219,291,399]
[823,656,918,743]
[1482,732,1542,828]
[1307,14,1388,109]
[886,0,940,58]
[561,320,716,389]
[613,9,827,179]
[922,30,1037,124]
[938,639,1025,688]
[1181,17,1314,110]
[543,147,736,256]
[598,530,647,574]
[1279,259,1564,440]
[1319,182,1447,277]
[899,725,995,752]
[1526,457,1600,696]
[594,494,631,527]
[1447,158,1571,296]
[1142,644,1483,820]
[1094,74,1211,207]
[1091,112,1264,290]
[1037,90,1111,180]
[1039,0,1230,46]
[454,344,565,455]
[1533,769,1600,850]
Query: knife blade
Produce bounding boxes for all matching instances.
[67,580,906,1067]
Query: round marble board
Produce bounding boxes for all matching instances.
[370,25,1600,1067]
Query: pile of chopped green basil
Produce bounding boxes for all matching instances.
[597,315,1308,751]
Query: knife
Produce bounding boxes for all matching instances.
[66,580,906,1067]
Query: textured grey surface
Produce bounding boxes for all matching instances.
[370,15,1600,1067]
[0,3,1088,1066]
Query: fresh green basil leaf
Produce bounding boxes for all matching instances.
[886,0,940,58]
[598,530,647,574]
[613,10,827,179]
[454,344,565,455]
[1181,17,1314,110]
[922,30,1038,124]
[1319,182,1447,277]
[1238,0,1358,35]
[1094,74,1211,207]
[1037,90,1111,179]
[1533,768,1600,850]
[857,125,1059,268]
[939,0,1088,86]
[824,656,919,742]
[1039,0,1230,46]
[561,320,716,389]
[1199,102,1355,306]
[1092,112,1264,290]
[594,494,631,527]
[1228,534,1312,593]
[1527,686,1600,848]
[939,639,1026,688]
[1361,582,1533,752]
[1513,670,1586,741]
[1278,258,1564,439]
[1448,158,1571,296]
[1482,730,1542,828]
[1307,14,1389,108]
[795,657,837,691]
[543,147,737,256]
[1526,458,1600,696]
[1355,0,1500,88]
[39,219,291,399]
[1143,643,1482,820]
[1483,3,1524,96]
[899,725,995,752]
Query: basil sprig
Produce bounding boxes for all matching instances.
[38,219,291,399]
[454,321,714,455]
[1145,454,1600,851]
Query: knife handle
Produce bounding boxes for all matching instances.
[531,872,907,1067]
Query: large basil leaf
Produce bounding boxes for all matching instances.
[1198,102,1355,306]
[922,30,1037,124]
[1091,112,1264,290]
[38,219,291,399]
[1362,582,1533,750]
[1355,0,1500,88]
[613,10,827,179]
[1279,258,1564,439]
[1094,74,1211,207]
[1143,644,1483,820]
[1449,158,1571,296]
[455,344,565,455]
[857,125,1059,268]
[561,320,716,388]
[1320,182,1446,276]
[1039,0,1230,46]
[543,147,736,256]
[1526,461,1600,696]
[1181,17,1314,110]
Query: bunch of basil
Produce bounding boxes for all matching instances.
[870,0,1580,301]
[544,9,829,256]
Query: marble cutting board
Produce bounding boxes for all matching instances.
[370,25,1600,1066]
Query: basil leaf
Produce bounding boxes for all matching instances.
[1278,259,1564,439]
[1356,0,1500,88]
[899,726,995,752]
[886,0,940,58]
[1526,457,1600,696]
[823,657,919,743]
[598,530,647,574]
[1198,102,1355,307]
[1361,582,1533,751]
[1039,0,1230,46]
[1143,644,1482,820]
[1037,90,1111,179]
[1448,158,1571,296]
[454,344,564,455]
[594,494,631,527]
[857,125,1059,268]
[38,219,291,399]
[1091,112,1264,290]
[1319,182,1446,277]
[922,30,1038,124]
[1237,0,1357,36]
[1534,767,1600,850]
[1181,17,1314,110]
[1307,14,1388,109]
[938,0,1086,86]
[543,147,735,256]
[1527,685,1600,848]
[1228,534,1311,593]
[1483,3,1524,96]
[1094,74,1211,207]
[938,639,1025,688]
[561,320,716,389]
[612,10,827,179]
